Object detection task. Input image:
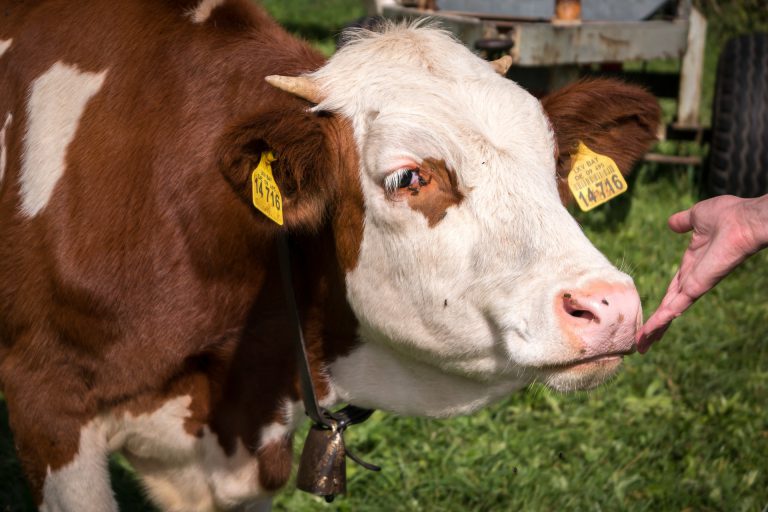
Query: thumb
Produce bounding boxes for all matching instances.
[668,208,693,233]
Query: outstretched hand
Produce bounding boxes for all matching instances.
[637,195,768,353]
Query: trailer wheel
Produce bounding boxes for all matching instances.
[704,33,768,198]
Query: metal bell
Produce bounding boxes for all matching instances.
[296,424,347,500]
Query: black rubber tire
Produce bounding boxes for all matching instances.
[704,33,768,198]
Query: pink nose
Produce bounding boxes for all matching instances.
[557,281,641,354]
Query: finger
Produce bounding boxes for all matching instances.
[668,208,693,233]
[657,270,682,310]
[651,292,694,330]
[642,305,679,335]
[636,313,672,349]
[636,273,680,351]
[637,323,671,353]
[662,286,697,316]
[664,245,701,307]
[636,293,690,353]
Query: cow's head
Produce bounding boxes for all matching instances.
[227,24,659,417]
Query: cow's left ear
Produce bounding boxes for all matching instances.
[541,78,661,204]
[217,105,339,231]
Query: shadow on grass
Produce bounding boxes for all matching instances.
[0,399,34,512]
[0,398,157,512]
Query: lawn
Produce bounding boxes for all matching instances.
[1,1,767,511]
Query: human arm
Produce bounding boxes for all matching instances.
[636,194,768,353]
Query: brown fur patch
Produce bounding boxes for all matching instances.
[0,0,364,502]
[257,436,294,491]
[541,78,661,205]
[326,118,364,272]
[397,158,464,227]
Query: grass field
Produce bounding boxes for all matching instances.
[1,1,767,511]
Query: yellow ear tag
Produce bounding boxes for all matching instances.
[251,151,284,225]
[568,142,628,212]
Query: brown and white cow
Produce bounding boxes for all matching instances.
[0,0,660,510]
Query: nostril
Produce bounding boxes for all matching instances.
[562,294,599,323]
[569,309,596,321]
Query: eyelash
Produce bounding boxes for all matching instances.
[384,167,421,195]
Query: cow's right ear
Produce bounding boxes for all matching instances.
[217,106,335,231]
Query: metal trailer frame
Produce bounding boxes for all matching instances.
[367,0,708,165]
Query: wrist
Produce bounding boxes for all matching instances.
[742,194,768,252]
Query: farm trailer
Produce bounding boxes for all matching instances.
[364,0,768,198]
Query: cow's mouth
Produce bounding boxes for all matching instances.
[540,347,637,372]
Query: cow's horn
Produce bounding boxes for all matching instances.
[265,75,324,104]
[490,55,513,75]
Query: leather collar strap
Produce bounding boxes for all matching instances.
[277,234,329,427]
[276,235,380,467]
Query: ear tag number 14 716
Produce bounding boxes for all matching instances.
[251,151,284,225]
[567,142,628,212]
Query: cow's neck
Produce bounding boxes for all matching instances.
[327,340,528,418]
[288,226,361,406]
[201,221,358,491]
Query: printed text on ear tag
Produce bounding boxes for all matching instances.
[251,151,284,225]
[568,142,628,212]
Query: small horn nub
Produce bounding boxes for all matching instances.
[265,75,324,104]
[490,55,513,75]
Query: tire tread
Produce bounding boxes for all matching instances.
[705,33,768,198]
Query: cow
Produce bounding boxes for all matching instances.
[0,0,660,510]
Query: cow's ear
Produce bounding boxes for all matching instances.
[217,106,336,231]
[541,78,661,204]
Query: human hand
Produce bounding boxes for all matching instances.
[637,194,768,353]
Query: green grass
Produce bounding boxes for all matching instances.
[2,1,768,511]
[259,0,364,55]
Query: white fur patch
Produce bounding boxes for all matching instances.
[138,463,214,512]
[0,113,11,185]
[41,420,117,512]
[20,62,107,217]
[188,0,227,23]
[109,395,269,510]
[0,38,11,58]
[40,396,275,511]
[330,342,526,418]
[110,395,198,459]
[201,429,262,509]
[115,396,216,512]
[259,421,289,448]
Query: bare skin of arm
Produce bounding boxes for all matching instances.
[637,194,768,353]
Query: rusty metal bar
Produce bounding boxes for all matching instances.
[643,153,702,165]
[509,19,689,65]
[380,6,690,66]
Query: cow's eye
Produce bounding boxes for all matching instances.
[398,170,417,188]
[385,167,421,195]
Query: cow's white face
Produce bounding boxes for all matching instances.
[284,25,643,417]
